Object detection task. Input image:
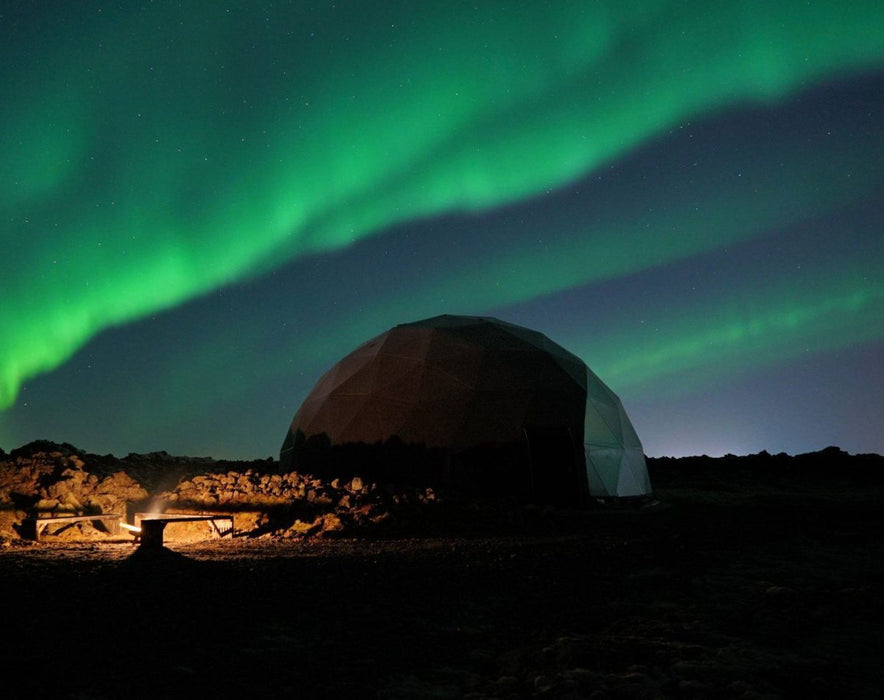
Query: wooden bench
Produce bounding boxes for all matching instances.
[133,513,235,549]
[22,514,122,540]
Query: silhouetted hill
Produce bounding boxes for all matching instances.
[647,446,884,491]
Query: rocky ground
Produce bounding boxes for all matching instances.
[0,441,459,542]
[0,443,882,698]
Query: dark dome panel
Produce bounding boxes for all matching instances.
[280,315,651,503]
[280,316,588,503]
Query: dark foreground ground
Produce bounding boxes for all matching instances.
[1,457,883,699]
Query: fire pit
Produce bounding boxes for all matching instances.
[130,513,235,549]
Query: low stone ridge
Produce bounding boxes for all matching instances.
[0,446,149,539]
[1,440,882,543]
[0,449,148,511]
[161,470,445,537]
[0,441,444,541]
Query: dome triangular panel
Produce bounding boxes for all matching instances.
[280,315,651,502]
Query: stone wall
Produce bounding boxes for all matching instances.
[0,447,148,540]
[0,441,440,541]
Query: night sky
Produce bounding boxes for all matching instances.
[2,1,882,459]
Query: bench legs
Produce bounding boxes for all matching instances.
[139,520,168,549]
[21,519,39,540]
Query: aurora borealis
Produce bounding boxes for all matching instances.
[2,1,882,458]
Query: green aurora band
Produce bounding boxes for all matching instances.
[2,0,883,410]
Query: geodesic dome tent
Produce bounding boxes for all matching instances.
[583,367,651,498]
[280,315,651,504]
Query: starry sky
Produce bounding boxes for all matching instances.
[2,1,882,459]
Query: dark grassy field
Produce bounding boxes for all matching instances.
[1,453,882,699]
